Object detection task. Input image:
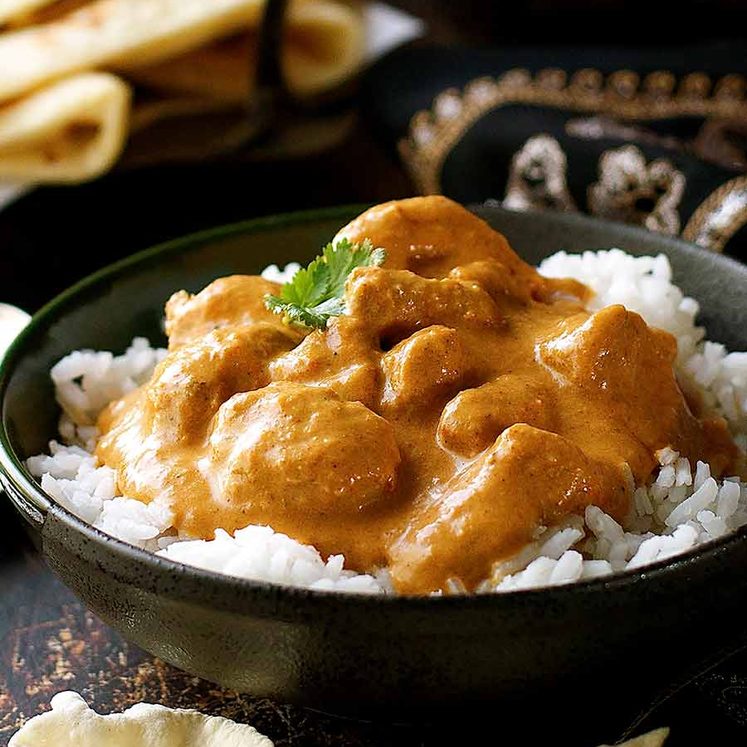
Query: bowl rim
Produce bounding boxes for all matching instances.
[2,202,747,610]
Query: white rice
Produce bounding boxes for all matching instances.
[26,252,747,594]
[159,526,385,594]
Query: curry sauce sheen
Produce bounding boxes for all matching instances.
[96,197,742,594]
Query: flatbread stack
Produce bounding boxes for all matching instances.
[0,0,364,184]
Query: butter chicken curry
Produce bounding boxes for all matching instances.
[96,197,741,594]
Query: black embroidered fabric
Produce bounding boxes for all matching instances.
[365,43,747,259]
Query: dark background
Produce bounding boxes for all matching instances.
[3,2,747,745]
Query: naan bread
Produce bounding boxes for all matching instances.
[0,72,130,183]
[0,0,364,184]
[128,0,364,101]
[0,0,55,24]
[0,0,361,105]
[2,0,91,25]
[9,691,274,747]
[0,0,267,103]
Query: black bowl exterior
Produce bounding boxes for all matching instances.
[3,205,747,736]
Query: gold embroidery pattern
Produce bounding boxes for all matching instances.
[589,145,685,235]
[504,134,576,213]
[683,176,747,252]
[400,69,747,251]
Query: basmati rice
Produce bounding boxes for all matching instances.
[26,250,747,594]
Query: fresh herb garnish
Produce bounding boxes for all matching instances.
[264,238,386,330]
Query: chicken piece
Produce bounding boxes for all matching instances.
[96,323,298,515]
[448,259,588,308]
[388,424,630,594]
[344,266,502,343]
[207,382,401,519]
[537,305,743,477]
[437,377,558,458]
[538,305,677,391]
[142,323,297,444]
[381,326,470,410]
[269,316,381,408]
[335,195,528,280]
[165,275,301,349]
[538,306,691,451]
[448,259,537,306]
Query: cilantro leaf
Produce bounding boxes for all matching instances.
[264,238,386,330]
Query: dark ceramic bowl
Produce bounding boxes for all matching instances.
[2,205,747,743]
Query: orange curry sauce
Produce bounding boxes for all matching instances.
[96,197,742,594]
